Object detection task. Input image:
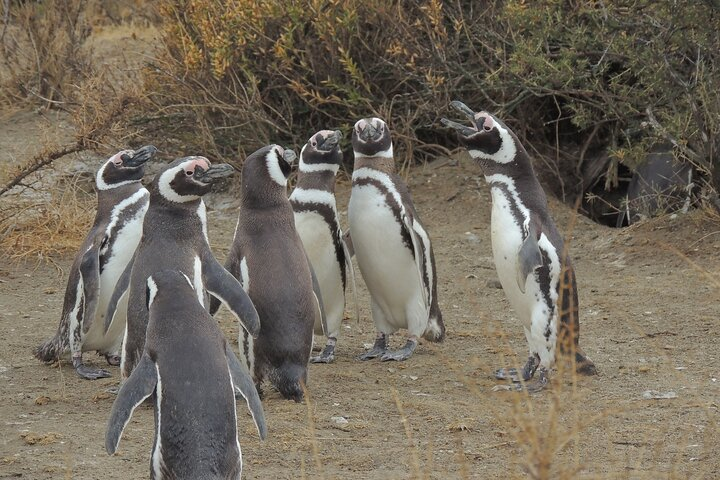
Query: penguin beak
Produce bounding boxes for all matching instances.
[282,148,297,165]
[194,163,235,184]
[121,145,158,167]
[357,120,382,142]
[440,100,480,137]
[318,130,342,151]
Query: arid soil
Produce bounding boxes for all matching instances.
[2,28,720,480]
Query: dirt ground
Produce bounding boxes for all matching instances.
[2,26,720,480]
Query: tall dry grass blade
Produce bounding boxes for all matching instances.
[391,387,422,478]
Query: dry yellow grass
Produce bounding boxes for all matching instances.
[0,176,94,265]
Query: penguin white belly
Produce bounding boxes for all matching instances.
[83,212,145,352]
[490,187,559,362]
[349,185,425,331]
[294,211,345,337]
[489,188,534,327]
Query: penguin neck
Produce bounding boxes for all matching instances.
[240,183,290,211]
[353,156,395,175]
[96,181,145,217]
[294,170,337,193]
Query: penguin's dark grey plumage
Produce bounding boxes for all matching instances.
[34,145,156,379]
[290,130,357,364]
[348,117,444,362]
[442,101,597,390]
[212,144,320,402]
[106,156,259,381]
[105,269,266,480]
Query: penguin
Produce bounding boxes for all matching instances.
[441,100,597,390]
[106,269,266,480]
[211,144,321,402]
[348,117,445,361]
[34,145,157,379]
[289,129,357,364]
[105,156,260,381]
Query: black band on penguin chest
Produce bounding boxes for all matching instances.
[491,182,528,231]
[291,200,347,289]
[353,177,414,256]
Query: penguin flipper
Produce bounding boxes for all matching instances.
[516,225,543,294]
[104,250,136,334]
[225,341,267,440]
[105,353,157,454]
[341,232,360,324]
[306,254,328,336]
[79,241,102,334]
[402,213,431,307]
[203,254,260,338]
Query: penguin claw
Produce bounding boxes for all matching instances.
[311,345,336,364]
[379,339,417,362]
[358,348,386,361]
[494,367,522,382]
[105,354,121,366]
[75,364,112,380]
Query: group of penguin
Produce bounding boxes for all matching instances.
[32,101,597,479]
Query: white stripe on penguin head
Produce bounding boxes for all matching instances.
[266,147,288,186]
[467,115,517,164]
[96,150,138,191]
[157,157,210,203]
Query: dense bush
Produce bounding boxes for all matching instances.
[127,1,720,212]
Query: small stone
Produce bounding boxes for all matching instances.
[642,390,677,400]
[330,416,348,425]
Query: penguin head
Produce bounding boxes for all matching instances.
[244,144,296,187]
[352,118,393,159]
[146,270,194,310]
[442,101,517,164]
[155,156,234,203]
[299,130,343,174]
[96,145,157,190]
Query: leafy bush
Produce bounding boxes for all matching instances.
[146,1,719,211]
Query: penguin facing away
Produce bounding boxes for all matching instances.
[290,129,357,364]
[442,101,597,390]
[212,144,321,402]
[106,156,260,381]
[106,269,266,480]
[34,145,157,379]
[348,117,445,361]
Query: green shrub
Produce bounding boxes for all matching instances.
[148,0,719,209]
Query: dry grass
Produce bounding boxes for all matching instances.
[0,175,94,265]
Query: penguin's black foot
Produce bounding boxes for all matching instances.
[311,344,336,364]
[75,363,112,380]
[358,334,387,361]
[105,354,121,366]
[380,339,418,362]
[494,354,539,382]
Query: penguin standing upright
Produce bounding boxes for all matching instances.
[34,146,157,379]
[348,118,444,361]
[442,101,597,390]
[290,129,356,364]
[213,144,321,402]
[106,156,259,380]
[106,269,266,480]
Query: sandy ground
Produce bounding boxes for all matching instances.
[2,25,720,480]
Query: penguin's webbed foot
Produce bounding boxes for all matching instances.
[311,343,336,364]
[104,353,121,366]
[494,354,539,382]
[524,367,549,393]
[75,363,112,380]
[358,333,388,361]
[380,338,418,362]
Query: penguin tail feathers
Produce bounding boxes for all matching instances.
[33,333,67,363]
[422,314,445,343]
[270,364,307,403]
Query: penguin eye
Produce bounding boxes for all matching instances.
[311,139,317,148]
[185,170,194,176]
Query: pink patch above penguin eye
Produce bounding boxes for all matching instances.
[483,116,494,131]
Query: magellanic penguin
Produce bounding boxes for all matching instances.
[34,145,157,379]
[289,129,357,364]
[211,145,321,402]
[105,156,260,381]
[442,101,597,390]
[106,269,266,480]
[348,118,445,361]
